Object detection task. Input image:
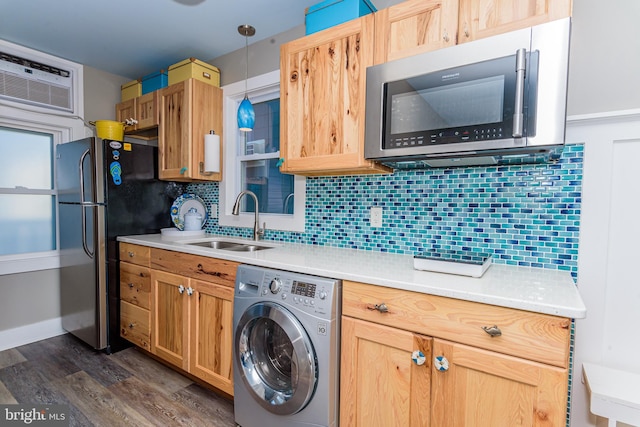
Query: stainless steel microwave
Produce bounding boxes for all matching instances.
[364,18,571,169]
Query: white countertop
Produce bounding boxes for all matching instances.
[118,233,586,318]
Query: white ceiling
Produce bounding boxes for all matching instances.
[0,0,319,78]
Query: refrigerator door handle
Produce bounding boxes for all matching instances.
[79,148,95,258]
[79,148,90,203]
[82,205,94,259]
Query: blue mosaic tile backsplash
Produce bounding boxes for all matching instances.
[187,143,583,275]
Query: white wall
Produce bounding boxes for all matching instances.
[568,110,640,427]
[568,0,640,115]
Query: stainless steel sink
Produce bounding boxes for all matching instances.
[183,239,276,252]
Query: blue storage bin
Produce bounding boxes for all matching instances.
[141,70,168,94]
[305,0,376,35]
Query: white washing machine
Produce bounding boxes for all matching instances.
[233,264,341,427]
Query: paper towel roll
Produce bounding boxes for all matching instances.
[204,133,220,172]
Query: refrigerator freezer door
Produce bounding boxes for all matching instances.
[59,202,107,349]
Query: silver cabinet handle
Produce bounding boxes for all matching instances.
[178,285,185,294]
[482,325,502,337]
[367,303,389,313]
[128,283,134,289]
[128,251,135,258]
[186,286,194,296]
[128,323,135,329]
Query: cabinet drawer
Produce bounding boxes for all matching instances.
[119,262,151,309]
[343,281,571,368]
[120,300,150,350]
[150,248,239,288]
[119,243,150,266]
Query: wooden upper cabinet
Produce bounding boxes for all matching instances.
[280,14,391,176]
[458,0,572,43]
[115,91,159,132]
[374,0,459,64]
[158,78,222,182]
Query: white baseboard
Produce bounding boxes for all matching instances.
[0,318,66,352]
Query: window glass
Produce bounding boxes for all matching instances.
[220,69,305,233]
[0,195,56,255]
[237,99,295,215]
[0,127,56,255]
[0,127,53,189]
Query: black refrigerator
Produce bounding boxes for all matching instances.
[56,137,183,352]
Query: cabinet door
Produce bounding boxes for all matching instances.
[280,15,390,176]
[374,0,459,64]
[341,316,432,427]
[158,79,223,181]
[115,98,135,127]
[458,0,571,43]
[189,279,234,396]
[151,269,190,370]
[135,91,159,130]
[158,81,192,180]
[431,339,568,427]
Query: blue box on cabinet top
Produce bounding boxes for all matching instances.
[141,70,168,94]
[305,0,376,35]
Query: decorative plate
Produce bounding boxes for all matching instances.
[171,194,208,231]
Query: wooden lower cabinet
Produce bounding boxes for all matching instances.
[119,253,152,351]
[188,278,234,393]
[431,339,568,427]
[150,266,235,395]
[151,269,189,369]
[340,316,432,427]
[340,281,571,427]
[119,244,236,396]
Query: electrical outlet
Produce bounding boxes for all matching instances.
[370,206,383,227]
[210,203,218,219]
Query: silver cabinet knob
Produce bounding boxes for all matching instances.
[178,285,185,294]
[367,303,389,313]
[482,325,502,337]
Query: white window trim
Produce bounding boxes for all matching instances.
[0,40,86,274]
[219,70,306,233]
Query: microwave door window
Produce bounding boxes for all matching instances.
[390,76,505,136]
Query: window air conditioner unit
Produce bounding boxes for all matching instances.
[0,51,74,113]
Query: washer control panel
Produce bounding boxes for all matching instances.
[236,264,340,319]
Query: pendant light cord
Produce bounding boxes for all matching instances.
[244,33,249,96]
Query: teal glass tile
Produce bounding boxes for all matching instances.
[186,144,584,275]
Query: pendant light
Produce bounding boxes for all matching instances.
[237,24,256,132]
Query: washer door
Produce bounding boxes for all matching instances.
[235,301,317,415]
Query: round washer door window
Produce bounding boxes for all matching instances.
[235,301,317,415]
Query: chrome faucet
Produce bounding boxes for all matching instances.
[232,190,265,241]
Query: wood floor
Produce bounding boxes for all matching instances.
[0,333,235,426]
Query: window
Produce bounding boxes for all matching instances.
[220,70,305,233]
[0,39,85,274]
[0,126,56,255]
